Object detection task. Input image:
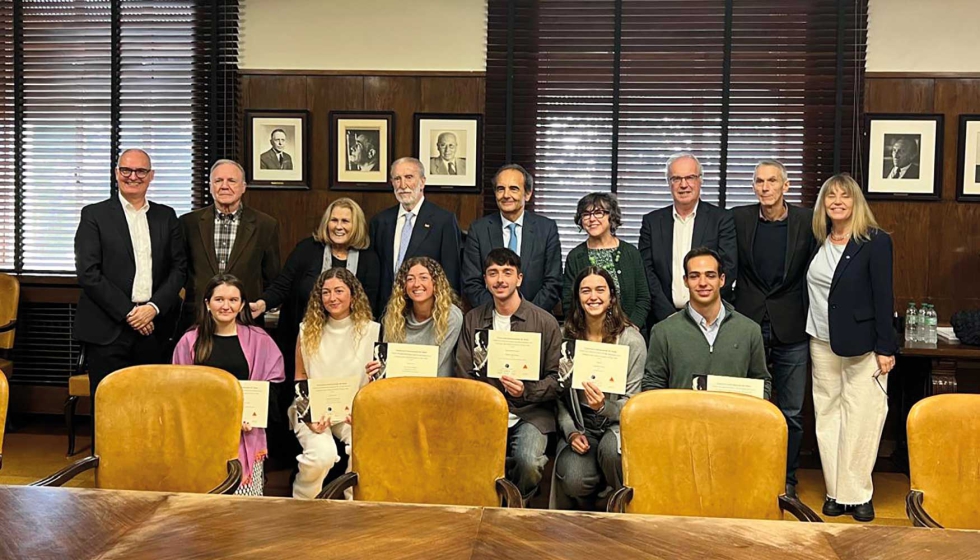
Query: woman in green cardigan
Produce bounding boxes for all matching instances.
[562,193,651,329]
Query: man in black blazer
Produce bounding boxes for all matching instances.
[638,153,737,325]
[883,135,920,179]
[74,148,186,416]
[369,157,462,307]
[733,160,816,498]
[461,164,562,311]
[259,128,293,170]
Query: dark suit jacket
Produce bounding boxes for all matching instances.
[73,197,187,346]
[461,210,562,312]
[259,149,293,170]
[823,229,897,357]
[885,162,919,179]
[638,200,737,324]
[369,199,462,307]
[733,203,816,345]
[180,205,281,311]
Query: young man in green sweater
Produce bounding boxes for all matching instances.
[643,247,771,398]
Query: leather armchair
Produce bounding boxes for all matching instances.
[906,393,980,529]
[608,390,820,522]
[0,371,8,470]
[33,365,244,494]
[316,377,522,507]
[0,272,20,380]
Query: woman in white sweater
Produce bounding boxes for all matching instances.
[291,268,380,499]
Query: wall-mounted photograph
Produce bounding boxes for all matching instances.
[956,115,980,202]
[330,111,394,191]
[245,110,310,189]
[414,113,482,192]
[863,114,943,201]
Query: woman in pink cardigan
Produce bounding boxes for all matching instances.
[173,274,285,496]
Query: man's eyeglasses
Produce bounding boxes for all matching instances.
[581,208,609,221]
[669,174,701,186]
[118,167,151,179]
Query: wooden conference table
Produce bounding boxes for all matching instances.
[1,486,978,559]
[900,339,980,394]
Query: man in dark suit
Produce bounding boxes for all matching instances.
[429,132,466,175]
[638,153,737,326]
[180,159,280,327]
[74,148,186,417]
[259,128,293,170]
[369,157,462,307]
[461,164,562,311]
[733,160,816,498]
[884,135,919,179]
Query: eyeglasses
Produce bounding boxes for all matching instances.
[118,167,151,179]
[581,209,608,221]
[669,174,701,186]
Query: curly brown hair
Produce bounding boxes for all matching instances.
[562,266,633,344]
[300,268,374,357]
[383,257,460,344]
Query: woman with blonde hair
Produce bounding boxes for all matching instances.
[805,173,896,523]
[291,268,380,499]
[366,257,463,378]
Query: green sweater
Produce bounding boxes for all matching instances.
[642,302,771,398]
[562,239,651,329]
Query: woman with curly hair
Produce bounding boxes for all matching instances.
[366,257,463,378]
[291,268,380,499]
[551,266,646,510]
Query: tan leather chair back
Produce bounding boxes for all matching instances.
[0,273,20,350]
[908,393,980,530]
[350,377,509,506]
[0,372,8,458]
[620,390,787,520]
[95,365,243,493]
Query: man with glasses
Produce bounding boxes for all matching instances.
[73,148,187,429]
[638,152,737,326]
[461,163,562,311]
[643,247,770,397]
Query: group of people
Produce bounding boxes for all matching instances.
[74,148,895,521]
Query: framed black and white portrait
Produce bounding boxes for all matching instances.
[414,113,482,192]
[330,111,394,191]
[245,110,310,189]
[956,115,980,202]
[863,114,943,201]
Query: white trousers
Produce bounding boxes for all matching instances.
[293,421,352,500]
[810,338,888,505]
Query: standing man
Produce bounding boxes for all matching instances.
[74,149,186,417]
[456,248,563,502]
[259,129,293,170]
[180,159,280,329]
[461,164,562,311]
[370,157,462,307]
[733,160,816,498]
[429,132,466,175]
[638,153,737,326]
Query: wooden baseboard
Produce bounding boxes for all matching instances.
[9,384,89,416]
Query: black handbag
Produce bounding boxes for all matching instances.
[950,310,980,346]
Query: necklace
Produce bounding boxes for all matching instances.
[830,230,850,242]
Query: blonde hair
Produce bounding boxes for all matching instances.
[300,268,374,357]
[313,198,369,250]
[812,173,881,243]
[383,257,460,345]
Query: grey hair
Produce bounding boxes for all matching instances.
[664,152,702,185]
[210,159,246,183]
[119,148,152,168]
[493,163,534,193]
[754,159,788,183]
[391,156,426,179]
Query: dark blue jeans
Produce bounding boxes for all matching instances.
[761,319,809,486]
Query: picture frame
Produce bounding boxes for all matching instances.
[414,113,483,192]
[245,109,310,189]
[862,113,943,201]
[330,111,395,191]
[956,114,980,202]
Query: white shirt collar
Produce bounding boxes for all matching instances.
[501,211,525,228]
[118,192,148,213]
[687,302,725,329]
[672,203,698,222]
[398,196,425,219]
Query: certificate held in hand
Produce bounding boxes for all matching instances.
[693,374,765,399]
[309,377,360,423]
[566,339,629,395]
[476,329,541,381]
[374,342,439,379]
[239,380,270,428]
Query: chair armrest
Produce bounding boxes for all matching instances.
[0,319,16,334]
[208,459,243,495]
[778,495,823,522]
[31,455,100,487]
[906,490,943,528]
[315,472,358,500]
[495,477,523,508]
[606,486,634,513]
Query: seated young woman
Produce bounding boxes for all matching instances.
[366,257,463,379]
[551,266,646,510]
[172,274,285,496]
[291,268,380,500]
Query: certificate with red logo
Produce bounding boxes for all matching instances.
[308,377,360,423]
[483,330,541,381]
[567,339,629,395]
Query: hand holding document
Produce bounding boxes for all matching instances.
[566,339,629,395]
[475,329,541,381]
[693,374,765,399]
[308,377,360,424]
[374,342,439,379]
[239,380,270,428]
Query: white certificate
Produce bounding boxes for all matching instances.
[569,340,629,395]
[309,377,360,423]
[693,374,765,399]
[376,342,439,378]
[239,380,269,429]
[487,330,541,381]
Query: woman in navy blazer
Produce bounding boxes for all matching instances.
[805,173,897,523]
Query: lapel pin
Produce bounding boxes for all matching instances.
[424,223,431,228]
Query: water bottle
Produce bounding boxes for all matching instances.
[925,304,938,344]
[905,302,917,342]
[916,305,927,343]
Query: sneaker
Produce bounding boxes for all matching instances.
[852,500,875,522]
[822,497,845,517]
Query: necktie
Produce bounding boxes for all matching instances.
[507,223,518,253]
[448,161,457,175]
[278,153,283,168]
[396,213,414,271]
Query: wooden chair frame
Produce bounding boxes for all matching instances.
[315,472,523,507]
[607,484,822,522]
[905,490,943,528]
[30,455,242,495]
